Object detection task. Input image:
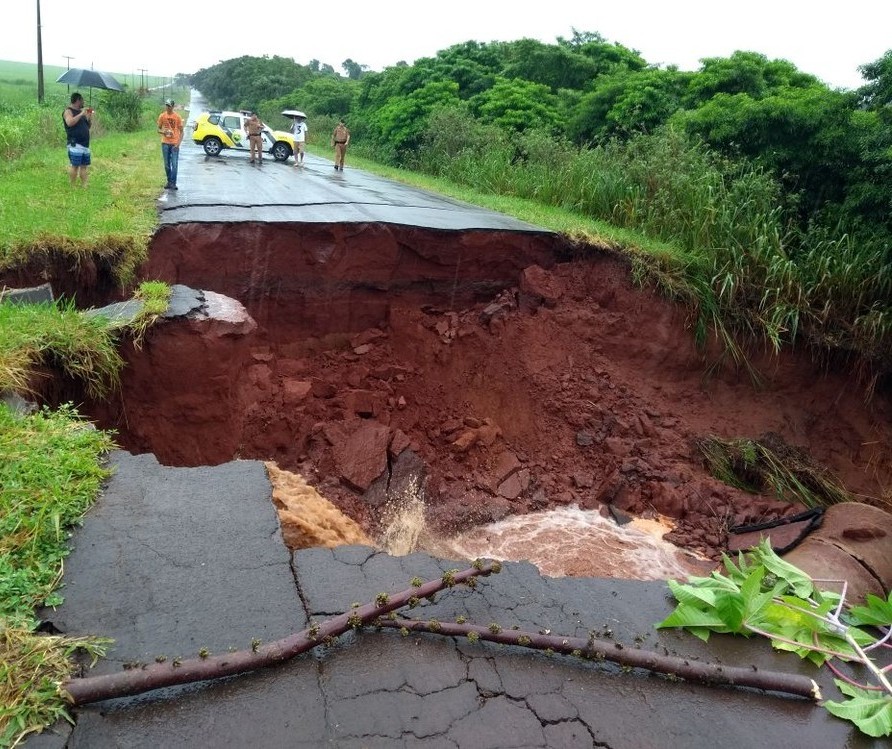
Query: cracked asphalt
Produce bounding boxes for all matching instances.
[26,453,878,748]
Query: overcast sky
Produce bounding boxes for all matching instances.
[4,0,890,91]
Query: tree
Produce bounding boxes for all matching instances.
[468,77,562,134]
[556,29,606,48]
[499,38,601,92]
[686,51,818,105]
[675,85,861,222]
[368,80,462,157]
[293,77,357,117]
[342,58,367,80]
[858,49,892,113]
[569,68,689,143]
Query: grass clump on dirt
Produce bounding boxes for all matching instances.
[117,280,172,346]
[0,402,115,746]
[0,627,110,748]
[696,433,853,509]
[0,300,124,398]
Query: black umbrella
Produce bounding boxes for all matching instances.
[56,68,124,104]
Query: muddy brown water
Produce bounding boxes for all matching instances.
[21,222,892,575]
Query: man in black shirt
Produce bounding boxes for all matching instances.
[62,92,92,187]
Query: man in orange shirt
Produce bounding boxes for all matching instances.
[157,98,184,190]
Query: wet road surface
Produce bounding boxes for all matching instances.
[157,90,548,231]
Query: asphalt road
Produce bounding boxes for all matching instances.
[157,90,549,231]
[28,452,873,749]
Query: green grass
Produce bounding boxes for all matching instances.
[0,131,159,276]
[0,627,110,748]
[0,93,180,289]
[697,434,853,508]
[0,404,115,623]
[0,90,179,742]
[0,403,116,746]
[0,59,174,107]
[0,301,124,397]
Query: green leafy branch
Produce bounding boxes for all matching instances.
[657,538,892,737]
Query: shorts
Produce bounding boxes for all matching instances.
[294,141,305,152]
[67,143,91,167]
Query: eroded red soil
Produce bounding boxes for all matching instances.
[67,227,891,562]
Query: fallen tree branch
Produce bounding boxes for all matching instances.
[62,562,499,705]
[377,618,821,700]
[62,558,820,707]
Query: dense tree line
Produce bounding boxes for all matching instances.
[190,35,891,254]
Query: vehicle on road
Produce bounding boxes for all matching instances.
[191,110,295,162]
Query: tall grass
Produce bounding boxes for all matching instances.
[697,433,852,508]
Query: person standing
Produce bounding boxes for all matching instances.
[291,116,307,167]
[157,98,184,190]
[62,92,92,187]
[331,119,350,171]
[245,112,264,164]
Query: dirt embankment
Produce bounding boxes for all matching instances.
[24,222,892,561]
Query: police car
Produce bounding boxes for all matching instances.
[191,110,295,161]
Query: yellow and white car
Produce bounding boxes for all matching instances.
[191,110,295,162]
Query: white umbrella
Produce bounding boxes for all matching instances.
[281,110,307,119]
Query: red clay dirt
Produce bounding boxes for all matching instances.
[59,223,892,563]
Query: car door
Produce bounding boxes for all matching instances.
[220,113,249,151]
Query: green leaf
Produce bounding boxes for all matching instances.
[739,565,765,602]
[824,680,892,738]
[751,540,815,598]
[715,591,747,631]
[665,579,719,607]
[656,603,729,631]
[848,591,892,628]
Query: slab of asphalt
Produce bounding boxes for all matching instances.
[25,451,880,749]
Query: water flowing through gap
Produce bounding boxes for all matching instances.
[372,482,709,580]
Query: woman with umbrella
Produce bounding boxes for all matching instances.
[283,110,307,167]
[62,92,92,187]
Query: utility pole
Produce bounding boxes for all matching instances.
[138,68,147,94]
[63,55,74,94]
[36,0,44,103]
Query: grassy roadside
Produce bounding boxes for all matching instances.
[0,91,180,745]
[0,130,161,288]
[0,405,115,746]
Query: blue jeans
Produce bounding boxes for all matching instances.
[162,143,179,186]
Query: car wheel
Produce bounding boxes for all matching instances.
[271,142,292,162]
[203,137,223,157]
